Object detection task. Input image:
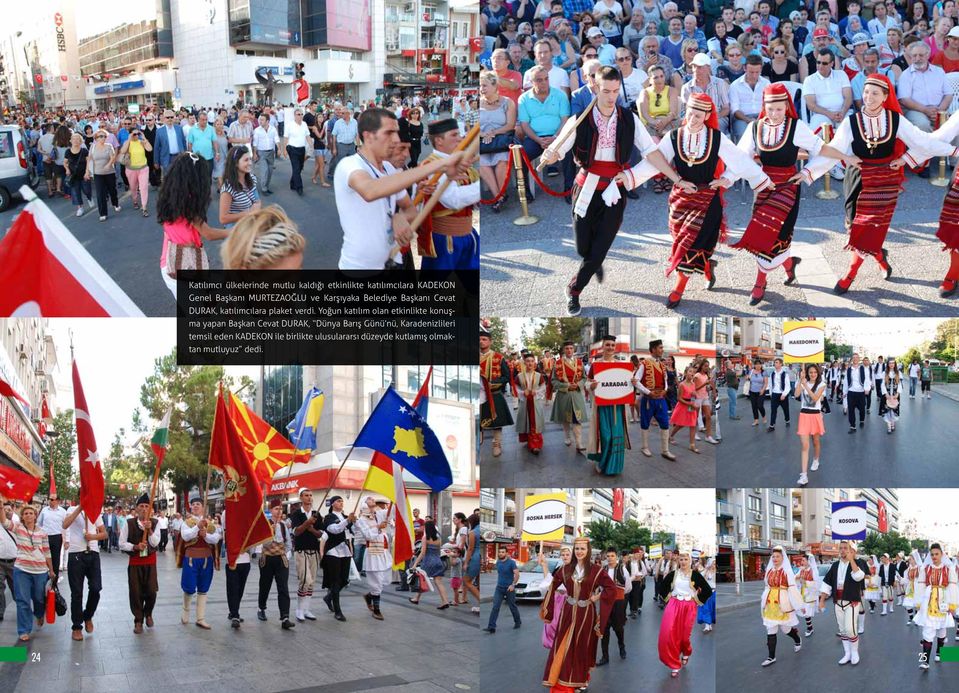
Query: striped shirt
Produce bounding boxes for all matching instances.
[221,174,260,215]
[5,522,50,574]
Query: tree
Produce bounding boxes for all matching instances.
[900,347,922,367]
[484,317,508,354]
[927,318,959,362]
[102,430,151,501]
[528,318,591,355]
[825,336,852,362]
[586,518,659,554]
[39,409,78,499]
[860,530,911,559]
[586,517,617,552]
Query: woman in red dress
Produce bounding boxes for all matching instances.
[658,549,714,677]
[540,536,618,692]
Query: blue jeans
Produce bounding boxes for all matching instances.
[354,543,366,570]
[69,178,92,206]
[487,585,521,629]
[726,387,738,418]
[909,377,918,396]
[13,568,47,637]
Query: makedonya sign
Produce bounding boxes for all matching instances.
[783,320,825,363]
[590,361,635,406]
[521,493,567,542]
[831,500,867,540]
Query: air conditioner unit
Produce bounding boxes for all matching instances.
[752,511,762,520]
[405,2,416,12]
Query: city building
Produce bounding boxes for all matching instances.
[855,487,900,535]
[589,318,717,371]
[449,0,480,83]
[0,319,58,478]
[716,488,795,581]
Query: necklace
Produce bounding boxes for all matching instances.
[679,126,711,165]
[857,108,890,154]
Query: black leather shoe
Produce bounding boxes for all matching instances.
[707,260,718,290]
[595,264,604,284]
[626,189,639,200]
[334,612,347,622]
[597,656,609,666]
[620,648,627,659]
[323,594,334,612]
[257,610,267,621]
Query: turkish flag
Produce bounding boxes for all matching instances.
[878,499,887,533]
[612,488,624,522]
[0,198,144,316]
[34,74,42,84]
[0,464,40,502]
[210,389,272,568]
[41,394,51,420]
[73,361,104,523]
[0,377,29,406]
[293,78,309,104]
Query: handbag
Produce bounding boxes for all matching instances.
[165,241,209,279]
[479,132,512,154]
[54,585,67,617]
[886,395,899,409]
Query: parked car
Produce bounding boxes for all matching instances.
[514,556,563,602]
[0,125,39,211]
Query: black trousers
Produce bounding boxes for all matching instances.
[48,534,63,580]
[749,391,766,420]
[769,394,790,426]
[571,182,627,293]
[628,580,645,613]
[322,554,352,613]
[286,145,305,192]
[875,380,885,415]
[67,551,101,631]
[94,173,118,217]
[847,391,866,427]
[258,554,291,619]
[225,562,251,619]
[602,599,627,656]
[158,529,169,552]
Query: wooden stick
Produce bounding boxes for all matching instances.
[536,95,597,171]
[411,124,480,206]
[408,137,480,235]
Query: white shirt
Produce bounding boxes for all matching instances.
[331,117,359,144]
[335,154,407,269]
[802,69,851,113]
[620,67,649,106]
[844,364,872,393]
[37,505,67,536]
[523,65,571,91]
[0,521,17,559]
[767,367,792,395]
[909,363,921,378]
[820,559,865,596]
[284,119,310,148]
[324,511,353,558]
[431,149,481,210]
[607,566,633,594]
[221,509,250,564]
[873,362,886,379]
[157,516,169,530]
[729,76,771,118]
[66,512,104,553]
[118,515,161,554]
[252,125,280,151]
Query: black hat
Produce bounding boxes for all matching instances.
[326,495,343,507]
[136,493,150,507]
[427,118,459,136]
[189,494,202,504]
[601,335,616,342]
[480,320,492,337]
[562,340,575,348]
[649,339,663,350]
[521,350,533,358]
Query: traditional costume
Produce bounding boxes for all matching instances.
[118,495,161,634]
[599,558,631,664]
[480,321,513,458]
[732,83,836,305]
[913,547,959,669]
[626,550,649,618]
[903,552,920,624]
[864,555,881,612]
[802,74,959,294]
[176,496,221,629]
[587,337,630,475]
[878,554,897,614]
[621,93,772,308]
[658,557,714,677]
[634,339,676,461]
[797,553,821,636]
[355,502,392,621]
[320,498,354,622]
[540,537,619,692]
[881,373,901,432]
[289,490,322,622]
[820,551,868,665]
[697,558,717,631]
[417,118,480,270]
[550,342,589,451]
[516,354,547,454]
[540,351,556,402]
[759,549,804,667]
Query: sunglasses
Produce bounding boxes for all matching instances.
[585,52,598,58]
[655,92,662,107]
[818,60,832,65]
[773,49,785,54]
[616,56,631,62]
[95,134,106,139]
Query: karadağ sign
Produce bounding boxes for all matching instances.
[590,362,635,406]
[830,500,867,540]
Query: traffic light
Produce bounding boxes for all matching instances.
[294,62,305,78]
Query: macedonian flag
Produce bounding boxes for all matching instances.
[227,391,310,483]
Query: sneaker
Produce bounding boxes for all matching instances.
[87,199,96,209]
[99,216,107,222]
[767,426,775,432]
[798,472,808,486]
[257,610,267,621]
[919,653,929,670]
[761,657,776,667]
[76,207,83,217]
[805,628,814,637]
[830,164,845,181]
[231,617,241,629]
[113,205,121,212]
[566,289,581,316]
[705,436,718,444]
[281,618,295,629]
[794,643,802,653]
[810,459,820,471]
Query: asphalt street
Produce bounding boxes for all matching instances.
[480,400,716,488]
[716,391,959,488]
[0,543,479,693]
[481,171,959,317]
[717,586,958,692]
[480,590,714,693]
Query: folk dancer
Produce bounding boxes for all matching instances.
[732,83,853,305]
[903,551,921,625]
[540,349,556,404]
[355,498,393,621]
[759,546,804,667]
[598,547,631,665]
[587,335,631,475]
[914,543,959,669]
[550,341,589,451]
[878,553,897,615]
[797,552,821,636]
[480,321,514,458]
[416,117,480,270]
[516,351,547,455]
[880,368,902,433]
[819,540,868,665]
[626,547,650,618]
[616,92,773,309]
[633,339,677,461]
[864,554,882,615]
[257,502,295,629]
[176,494,221,629]
[697,557,717,633]
[658,549,714,678]
[118,495,160,634]
[800,74,959,294]
[539,65,693,316]
[290,487,322,622]
[320,495,356,622]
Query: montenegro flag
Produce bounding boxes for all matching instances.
[227,392,309,483]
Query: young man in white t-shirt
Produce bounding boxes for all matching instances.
[908,360,921,398]
[333,108,471,270]
[62,502,107,641]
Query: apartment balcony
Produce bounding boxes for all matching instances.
[716,500,734,518]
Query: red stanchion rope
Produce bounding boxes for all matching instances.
[480,165,513,205]
[518,149,574,197]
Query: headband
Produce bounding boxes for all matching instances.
[864,75,890,92]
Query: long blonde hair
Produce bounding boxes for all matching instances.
[221,206,306,269]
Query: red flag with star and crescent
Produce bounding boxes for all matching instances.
[73,360,104,523]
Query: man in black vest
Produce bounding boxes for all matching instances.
[895,551,908,606]
[320,496,356,622]
[118,494,161,634]
[819,540,869,665]
[598,547,631,665]
[878,553,896,616]
[766,358,792,432]
[540,66,692,316]
[844,353,872,433]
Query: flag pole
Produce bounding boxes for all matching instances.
[316,443,357,510]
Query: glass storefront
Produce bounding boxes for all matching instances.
[262,364,304,433]
[79,20,173,76]
[228,0,302,47]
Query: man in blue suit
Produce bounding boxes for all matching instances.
[154,109,187,176]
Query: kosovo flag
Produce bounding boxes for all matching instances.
[286,386,325,456]
[353,387,452,492]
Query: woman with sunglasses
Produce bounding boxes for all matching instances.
[638,66,681,192]
[570,43,600,91]
[717,43,746,82]
[762,39,800,82]
[85,128,121,222]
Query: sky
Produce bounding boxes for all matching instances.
[825,318,944,356]
[8,2,154,42]
[898,489,959,547]
[633,488,714,551]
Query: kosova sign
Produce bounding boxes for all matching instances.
[783,320,825,363]
[521,492,567,542]
[590,361,635,406]
[831,500,867,541]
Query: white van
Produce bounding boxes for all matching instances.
[0,125,39,211]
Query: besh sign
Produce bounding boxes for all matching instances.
[54,12,67,53]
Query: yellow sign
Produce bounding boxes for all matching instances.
[521,492,567,542]
[649,543,663,559]
[782,320,825,363]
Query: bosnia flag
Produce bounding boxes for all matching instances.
[287,386,325,456]
[353,386,452,492]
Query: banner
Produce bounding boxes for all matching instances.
[831,500,867,540]
[612,488,624,522]
[521,492,566,542]
[590,362,635,406]
[649,543,663,559]
[878,499,887,533]
[783,320,825,363]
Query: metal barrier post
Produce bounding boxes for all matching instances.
[510,144,539,226]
